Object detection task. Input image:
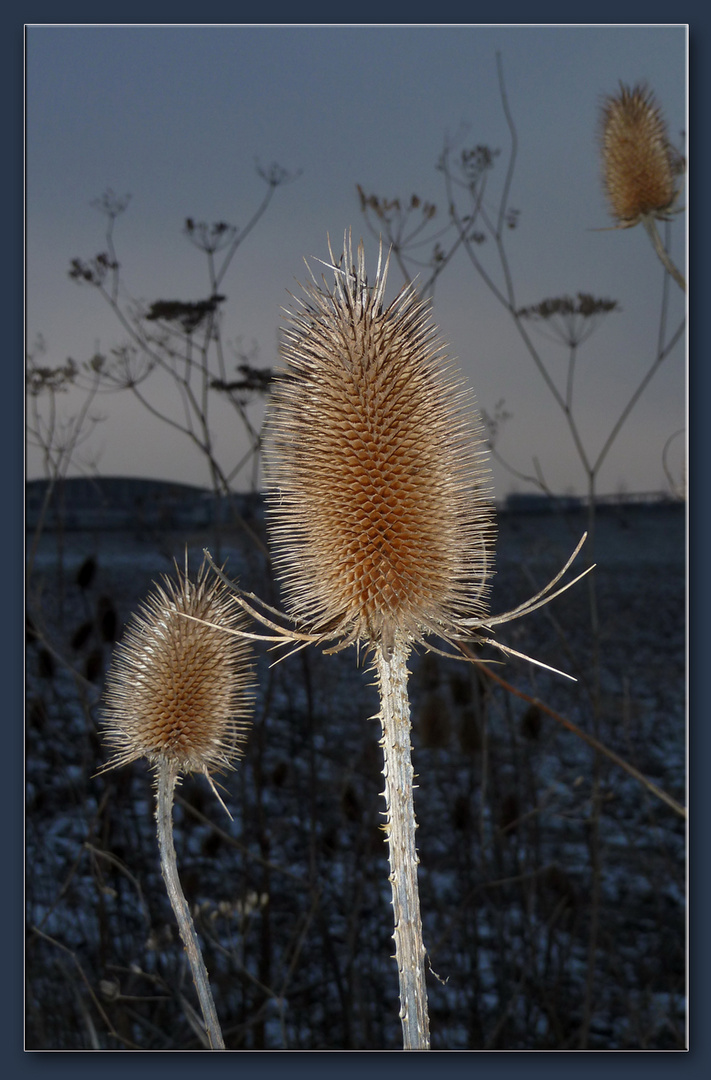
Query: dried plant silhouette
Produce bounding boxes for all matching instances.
[192,233,591,1049]
[600,82,685,291]
[100,557,254,1049]
[66,167,298,529]
[26,338,106,587]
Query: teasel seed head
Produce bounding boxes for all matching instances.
[100,558,254,783]
[263,233,496,657]
[600,82,681,228]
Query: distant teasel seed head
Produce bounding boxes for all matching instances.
[600,82,681,227]
[100,559,253,779]
[263,233,495,656]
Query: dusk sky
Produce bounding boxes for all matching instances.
[26,24,687,500]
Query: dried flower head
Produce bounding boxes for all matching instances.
[263,233,495,657]
[600,82,681,227]
[101,558,254,782]
[517,293,620,348]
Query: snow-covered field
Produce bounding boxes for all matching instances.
[26,499,686,1050]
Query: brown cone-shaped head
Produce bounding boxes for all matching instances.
[600,82,680,227]
[101,559,253,778]
[264,233,495,654]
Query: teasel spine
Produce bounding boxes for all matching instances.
[100,557,255,1049]
[263,234,498,1048]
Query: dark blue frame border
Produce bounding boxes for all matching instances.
[13,7,702,1077]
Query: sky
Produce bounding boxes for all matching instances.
[26,24,687,500]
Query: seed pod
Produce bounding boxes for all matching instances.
[600,82,680,227]
[264,234,495,656]
[100,559,253,779]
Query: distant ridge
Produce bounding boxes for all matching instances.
[26,475,683,532]
[26,475,261,533]
[502,489,682,514]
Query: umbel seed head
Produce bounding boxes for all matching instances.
[600,82,681,227]
[101,559,254,779]
[264,233,495,656]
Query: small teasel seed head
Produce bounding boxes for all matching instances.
[263,232,496,655]
[600,82,681,227]
[100,559,254,779]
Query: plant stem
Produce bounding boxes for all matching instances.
[374,638,430,1051]
[642,215,686,292]
[155,760,225,1050]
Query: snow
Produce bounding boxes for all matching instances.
[26,498,686,1049]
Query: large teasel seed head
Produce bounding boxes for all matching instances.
[263,233,495,656]
[100,559,254,780]
[600,82,682,227]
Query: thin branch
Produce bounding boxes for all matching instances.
[458,642,686,819]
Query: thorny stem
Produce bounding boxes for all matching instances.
[642,215,686,293]
[374,638,430,1051]
[155,760,225,1050]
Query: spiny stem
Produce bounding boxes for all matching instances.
[155,760,225,1050]
[642,215,686,292]
[375,638,430,1051]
